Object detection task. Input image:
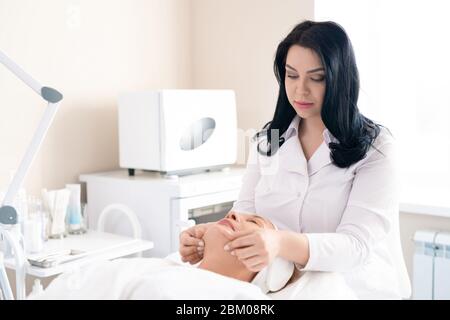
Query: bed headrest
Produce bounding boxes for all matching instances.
[251,257,294,293]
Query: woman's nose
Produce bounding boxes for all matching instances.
[296,78,310,95]
[226,211,241,222]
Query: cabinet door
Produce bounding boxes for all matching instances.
[170,189,240,252]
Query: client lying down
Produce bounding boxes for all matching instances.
[30,212,293,300]
[30,211,356,299]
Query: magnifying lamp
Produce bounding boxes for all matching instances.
[0,49,62,300]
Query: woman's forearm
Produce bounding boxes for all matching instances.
[276,230,310,267]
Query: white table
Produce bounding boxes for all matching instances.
[4,230,154,278]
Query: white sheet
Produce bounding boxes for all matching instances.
[29,258,269,300]
[165,252,358,299]
[29,257,358,300]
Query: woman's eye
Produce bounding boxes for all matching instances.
[249,220,258,225]
[311,76,325,82]
[287,75,324,81]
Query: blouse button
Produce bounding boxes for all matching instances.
[297,192,302,197]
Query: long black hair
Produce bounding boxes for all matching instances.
[255,20,382,168]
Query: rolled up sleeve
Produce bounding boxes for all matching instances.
[303,140,398,272]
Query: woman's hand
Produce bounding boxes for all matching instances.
[179,223,211,264]
[223,228,281,272]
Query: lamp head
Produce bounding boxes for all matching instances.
[41,87,63,103]
[0,206,18,225]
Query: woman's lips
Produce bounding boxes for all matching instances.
[218,219,235,231]
[294,101,314,109]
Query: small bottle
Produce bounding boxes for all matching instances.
[66,184,84,234]
[68,206,82,232]
[23,214,43,254]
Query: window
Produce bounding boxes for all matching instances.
[315,0,450,213]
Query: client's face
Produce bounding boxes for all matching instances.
[199,211,275,281]
[205,211,274,243]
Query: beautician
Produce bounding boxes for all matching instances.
[179,20,411,299]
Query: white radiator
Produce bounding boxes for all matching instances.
[413,230,450,299]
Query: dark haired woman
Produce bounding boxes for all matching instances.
[180,20,411,299]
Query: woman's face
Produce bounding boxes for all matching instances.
[203,212,274,251]
[284,45,326,120]
[199,212,275,281]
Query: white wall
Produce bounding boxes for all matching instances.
[0,0,192,197]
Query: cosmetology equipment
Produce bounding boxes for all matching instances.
[117,89,237,176]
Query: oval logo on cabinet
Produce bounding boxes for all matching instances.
[179,117,216,151]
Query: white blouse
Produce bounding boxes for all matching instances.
[232,115,411,299]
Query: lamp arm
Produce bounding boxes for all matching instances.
[0,50,43,96]
[0,50,62,103]
[2,101,60,207]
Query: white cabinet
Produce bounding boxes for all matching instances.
[80,167,245,257]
